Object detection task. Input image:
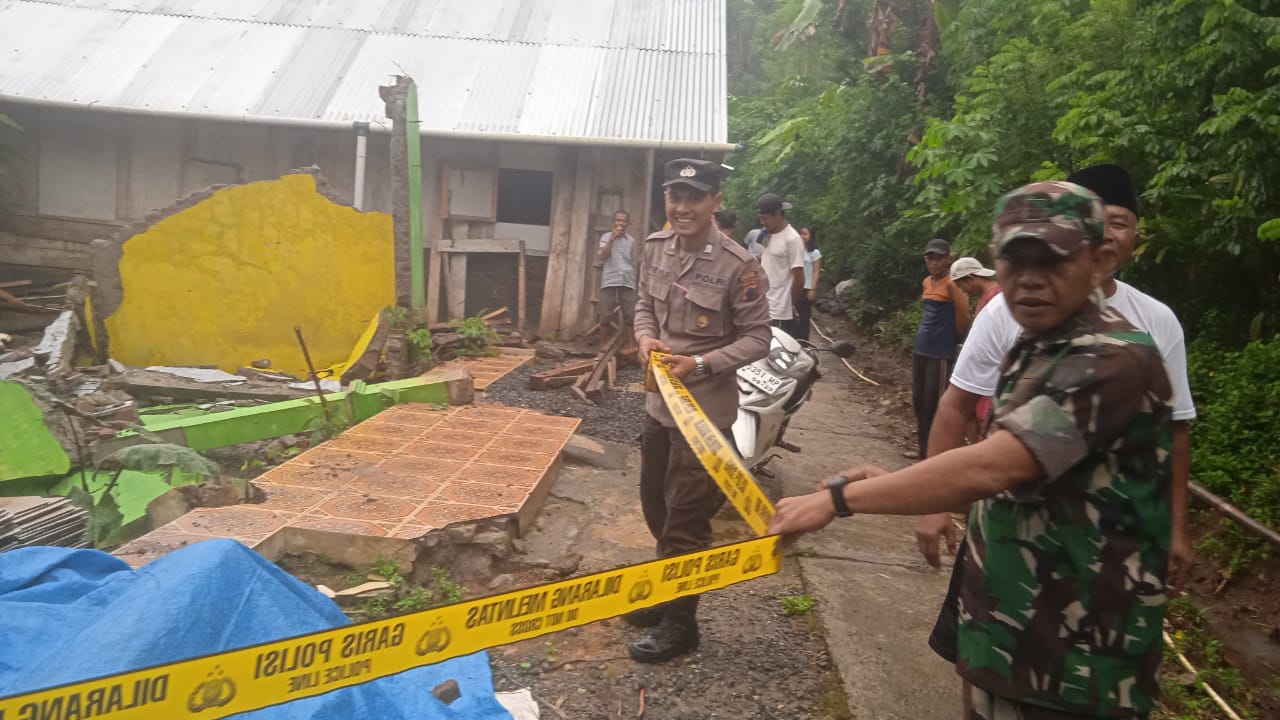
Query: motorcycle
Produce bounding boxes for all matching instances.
[731,326,856,474]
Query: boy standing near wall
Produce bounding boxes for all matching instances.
[771,181,1174,719]
[911,238,971,458]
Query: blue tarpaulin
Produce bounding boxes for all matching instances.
[0,539,513,719]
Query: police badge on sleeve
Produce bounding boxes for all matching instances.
[739,271,760,301]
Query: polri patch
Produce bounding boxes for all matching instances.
[739,271,760,301]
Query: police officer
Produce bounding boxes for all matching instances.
[628,159,772,662]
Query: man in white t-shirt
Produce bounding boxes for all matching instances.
[917,164,1197,609]
[754,194,806,334]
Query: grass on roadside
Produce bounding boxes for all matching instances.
[1154,595,1260,719]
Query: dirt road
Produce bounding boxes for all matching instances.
[490,329,960,718]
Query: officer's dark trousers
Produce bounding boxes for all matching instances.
[639,414,729,618]
[911,353,953,457]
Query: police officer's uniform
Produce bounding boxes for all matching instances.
[628,159,772,662]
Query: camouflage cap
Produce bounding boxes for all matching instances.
[990,181,1105,257]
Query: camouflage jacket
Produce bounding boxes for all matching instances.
[954,299,1173,717]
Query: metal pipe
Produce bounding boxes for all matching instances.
[1189,481,1280,551]
[352,122,370,211]
[0,94,742,152]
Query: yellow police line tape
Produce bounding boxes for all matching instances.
[0,356,779,720]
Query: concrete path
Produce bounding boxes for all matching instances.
[765,364,960,718]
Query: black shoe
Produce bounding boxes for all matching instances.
[628,616,699,663]
[622,605,666,628]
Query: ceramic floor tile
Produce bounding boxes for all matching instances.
[457,406,526,423]
[415,502,508,527]
[489,435,567,455]
[424,428,493,447]
[475,448,558,470]
[438,481,529,508]
[446,418,511,434]
[174,507,293,539]
[295,447,383,472]
[261,464,357,491]
[317,495,420,522]
[505,420,575,440]
[378,456,466,479]
[347,420,432,441]
[400,441,484,463]
[291,517,388,537]
[325,434,412,454]
[458,463,544,488]
[254,482,332,513]
[382,404,452,420]
[346,472,441,500]
[387,524,433,540]
[520,414,580,429]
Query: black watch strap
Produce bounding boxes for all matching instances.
[824,475,853,518]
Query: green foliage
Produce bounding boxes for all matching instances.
[99,443,220,477]
[1159,595,1258,718]
[304,409,350,447]
[406,327,433,366]
[779,594,816,616]
[448,311,501,357]
[1186,338,1280,531]
[68,486,123,548]
[357,560,463,619]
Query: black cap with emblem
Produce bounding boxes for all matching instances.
[662,158,722,192]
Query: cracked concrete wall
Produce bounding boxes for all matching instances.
[90,169,394,378]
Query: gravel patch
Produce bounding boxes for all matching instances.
[483,359,647,445]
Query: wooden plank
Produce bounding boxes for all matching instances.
[559,147,597,338]
[0,280,33,289]
[538,375,581,390]
[437,238,525,254]
[606,357,617,389]
[517,240,527,335]
[426,162,449,324]
[446,251,467,320]
[481,306,509,322]
[641,148,656,235]
[540,148,577,334]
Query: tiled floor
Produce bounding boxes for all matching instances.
[113,402,579,567]
[433,347,533,390]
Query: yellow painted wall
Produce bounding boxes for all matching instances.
[105,174,395,378]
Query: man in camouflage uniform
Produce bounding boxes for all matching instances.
[769,181,1173,719]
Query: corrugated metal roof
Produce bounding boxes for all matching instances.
[0,0,728,146]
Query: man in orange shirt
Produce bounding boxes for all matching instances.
[910,239,971,459]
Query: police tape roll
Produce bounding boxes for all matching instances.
[649,353,777,536]
[0,535,780,720]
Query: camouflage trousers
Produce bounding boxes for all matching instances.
[967,685,1149,720]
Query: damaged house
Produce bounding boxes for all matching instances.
[0,0,733,353]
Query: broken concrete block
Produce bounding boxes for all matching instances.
[0,357,35,380]
[32,310,78,377]
[122,369,311,402]
[288,379,341,393]
[562,433,629,469]
[145,366,248,384]
[250,359,272,369]
[107,359,127,374]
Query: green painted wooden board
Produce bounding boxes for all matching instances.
[0,380,71,482]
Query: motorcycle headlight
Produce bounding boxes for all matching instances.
[767,346,795,373]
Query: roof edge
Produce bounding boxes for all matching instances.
[0,95,737,152]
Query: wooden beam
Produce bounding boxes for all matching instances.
[540,148,576,334]
[481,306,508,322]
[641,148,656,235]
[426,162,449,323]
[445,240,467,321]
[0,280,33,289]
[559,147,596,338]
[517,240,527,336]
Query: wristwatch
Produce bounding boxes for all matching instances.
[823,475,854,518]
[692,355,708,376]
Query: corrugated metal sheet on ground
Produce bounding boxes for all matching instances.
[0,0,727,144]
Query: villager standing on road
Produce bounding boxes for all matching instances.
[771,182,1174,720]
[910,239,972,459]
[950,256,1000,439]
[714,209,738,242]
[597,210,638,350]
[754,194,806,337]
[792,226,823,342]
[630,159,772,663]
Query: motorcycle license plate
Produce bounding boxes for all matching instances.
[740,363,783,393]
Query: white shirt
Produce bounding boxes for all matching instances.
[951,281,1196,420]
[760,225,805,320]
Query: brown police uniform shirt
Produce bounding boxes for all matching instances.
[634,221,772,429]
